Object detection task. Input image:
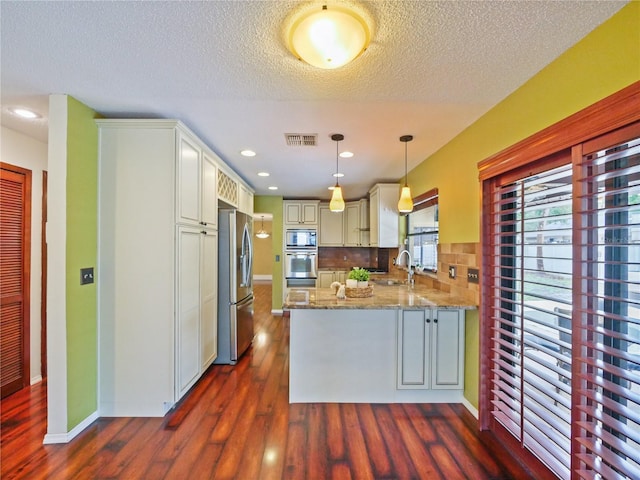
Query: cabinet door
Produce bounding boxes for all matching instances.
[431,309,464,389]
[336,271,347,283]
[200,230,218,369]
[317,271,335,288]
[344,202,360,246]
[177,227,201,398]
[239,184,254,215]
[397,309,429,389]
[177,134,201,226]
[201,152,218,228]
[285,202,302,224]
[369,189,379,247]
[301,202,318,224]
[359,199,370,247]
[319,205,344,246]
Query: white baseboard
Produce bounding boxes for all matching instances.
[462,397,479,419]
[253,275,272,281]
[271,309,283,316]
[30,375,43,385]
[43,411,99,444]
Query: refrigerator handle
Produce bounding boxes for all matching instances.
[240,221,252,288]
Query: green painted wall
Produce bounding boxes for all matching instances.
[407,3,640,408]
[254,196,284,310]
[65,96,99,429]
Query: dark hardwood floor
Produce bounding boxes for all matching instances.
[1,282,534,479]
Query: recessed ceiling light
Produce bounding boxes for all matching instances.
[240,149,256,157]
[333,172,344,178]
[10,107,41,119]
[257,172,270,177]
[340,151,353,158]
[268,186,278,190]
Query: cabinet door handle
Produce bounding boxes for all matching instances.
[426,318,431,323]
[201,230,207,235]
[433,319,438,323]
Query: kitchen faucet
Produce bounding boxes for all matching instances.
[397,249,414,287]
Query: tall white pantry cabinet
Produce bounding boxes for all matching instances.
[97,119,219,417]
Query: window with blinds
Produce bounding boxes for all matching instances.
[484,126,640,479]
[573,135,640,479]
[487,162,574,478]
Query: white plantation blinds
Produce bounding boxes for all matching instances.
[573,135,640,479]
[487,162,574,479]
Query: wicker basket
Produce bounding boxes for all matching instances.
[345,285,374,298]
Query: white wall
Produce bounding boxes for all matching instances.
[1,125,48,384]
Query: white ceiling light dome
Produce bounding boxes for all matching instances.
[288,4,370,69]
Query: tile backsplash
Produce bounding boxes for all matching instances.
[318,247,390,271]
[318,243,479,305]
[385,242,480,305]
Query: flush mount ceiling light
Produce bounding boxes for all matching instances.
[398,135,414,213]
[288,4,370,69]
[240,149,256,157]
[255,215,270,239]
[329,133,346,212]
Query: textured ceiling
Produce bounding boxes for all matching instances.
[0,0,627,200]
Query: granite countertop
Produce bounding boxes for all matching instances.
[284,283,477,310]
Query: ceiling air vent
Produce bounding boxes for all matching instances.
[285,133,317,146]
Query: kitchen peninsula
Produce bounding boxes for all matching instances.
[285,283,477,404]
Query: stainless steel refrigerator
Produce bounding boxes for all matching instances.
[214,209,254,364]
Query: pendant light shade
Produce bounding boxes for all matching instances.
[398,135,414,213]
[255,215,270,239]
[329,133,346,212]
[288,5,370,70]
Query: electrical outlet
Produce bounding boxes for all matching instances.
[468,268,479,284]
[448,265,456,279]
[80,267,94,285]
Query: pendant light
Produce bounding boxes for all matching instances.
[255,215,270,239]
[398,135,414,213]
[329,133,345,212]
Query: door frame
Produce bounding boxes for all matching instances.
[41,170,47,378]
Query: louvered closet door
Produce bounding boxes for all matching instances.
[1,164,31,398]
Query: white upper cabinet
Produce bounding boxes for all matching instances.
[177,132,218,229]
[238,183,254,215]
[284,200,319,226]
[319,204,344,246]
[344,201,371,247]
[359,198,370,247]
[369,183,400,248]
[318,200,370,247]
[217,168,239,208]
[201,152,218,227]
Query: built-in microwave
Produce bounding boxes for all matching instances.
[285,229,317,250]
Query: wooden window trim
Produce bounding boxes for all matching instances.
[479,82,640,479]
[478,81,640,181]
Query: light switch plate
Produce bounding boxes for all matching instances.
[448,265,456,279]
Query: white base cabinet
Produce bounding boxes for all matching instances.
[97,120,219,417]
[397,308,465,390]
[317,270,348,288]
[289,308,465,403]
